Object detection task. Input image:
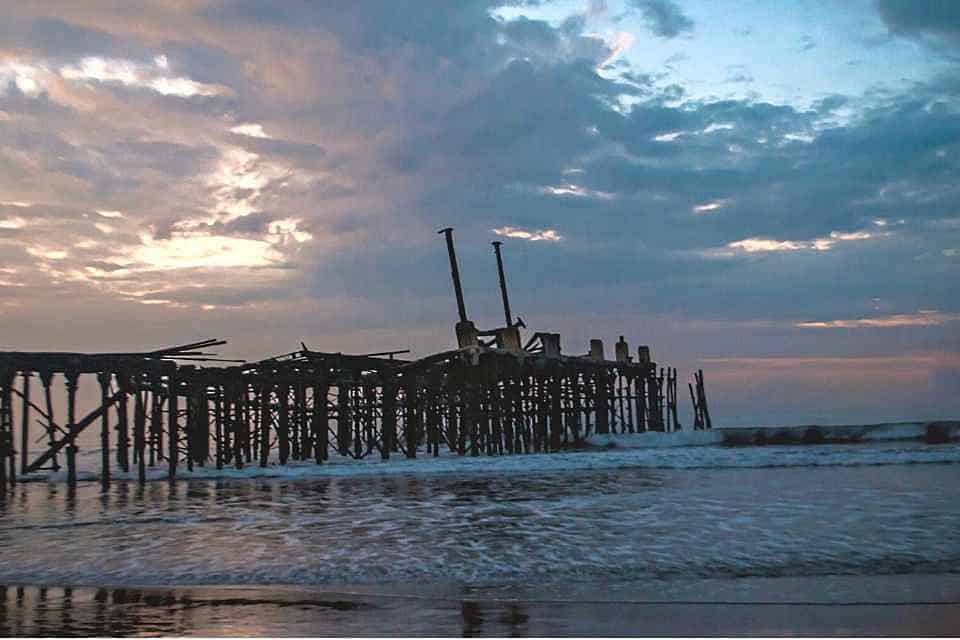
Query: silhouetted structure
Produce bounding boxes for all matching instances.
[0,230,709,490]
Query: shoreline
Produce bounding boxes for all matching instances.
[6,420,959,486]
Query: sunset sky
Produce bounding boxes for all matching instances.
[1,0,958,425]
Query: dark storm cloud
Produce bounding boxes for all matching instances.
[627,0,694,38]
[875,0,960,41]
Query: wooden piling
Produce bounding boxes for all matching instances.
[40,370,59,471]
[117,380,130,473]
[689,382,702,430]
[258,383,271,468]
[595,372,610,435]
[97,372,111,486]
[0,367,13,491]
[336,381,350,456]
[233,382,245,469]
[278,382,290,465]
[65,367,79,486]
[134,388,147,483]
[19,372,30,476]
[404,377,420,458]
[167,371,178,481]
[696,369,712,429]
[150,380,163,467]
[314,382,329,462]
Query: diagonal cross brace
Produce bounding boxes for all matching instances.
[24,390,126,474]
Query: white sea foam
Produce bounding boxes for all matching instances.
[25,438,957,488]
[18,422,957,487]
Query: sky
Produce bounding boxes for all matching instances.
[1,0,958,426]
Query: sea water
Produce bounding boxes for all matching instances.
[1,433,959,635]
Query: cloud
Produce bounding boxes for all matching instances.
[59,55,230,97]
[875,0,960,44]
[0,1,957,425]
[230,123,269,139]
[492,226,563,242]
[796,310,960,329]
[628,0,694,38]
[693,200,726,214]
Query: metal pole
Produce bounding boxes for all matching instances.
[491,241,512,327]
[438,227,468,323]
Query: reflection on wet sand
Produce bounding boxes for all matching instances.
[2,585,959,637]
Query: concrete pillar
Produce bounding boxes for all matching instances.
[456,320,479,348]
[589,339,605,361]
[637,345,651,364]
[615,336,629,363]
[495,327,522,353]
[542,333,561,359]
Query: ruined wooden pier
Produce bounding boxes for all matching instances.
[0,230,711,490]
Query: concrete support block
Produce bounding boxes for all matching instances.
[456,320,479,348]
[495,327,522,353]
[637,345,651,364]
[615,336,629,363]
[589,339,605,361]
[542,333,561,359]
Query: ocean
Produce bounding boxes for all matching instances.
[1,428,959,635]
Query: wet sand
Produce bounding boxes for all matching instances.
[2,581,959,636]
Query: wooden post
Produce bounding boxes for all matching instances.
[134,388,147,483]
[549,374,562,451]
[595,371,610,435]
[197,387,210,466]
[381,379,396,460]
[40,370,59,471]
[314,383,329,462]
[0,367,12,491]
[336,381,350,456]
[167,370,178,481]
[425,382,440,457]
[513,377,522,455]
[289,382,300,461]
[233,383,244,469]
[278,382,290,464]
[97,372,111,486]
[404,377,420,458]
[65,367,79,486]
[259,383,271,468]
[19,372,30,475]
[647,369,663,432]
[532,376,545,452]
[352,383,362,458]
[635,374,646,432]
[569,374,582,442]
[116,379,130,473]
[617,372,626,434]
[669,368,680,431]
[214,387,224,469]
[150,380,162,467]
[688,382,702,430]
[501,379,514,454]
[184,385,196,473]
[697,369,712,429]
[295,383,307,461]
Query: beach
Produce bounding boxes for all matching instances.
[2,436,959,635]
